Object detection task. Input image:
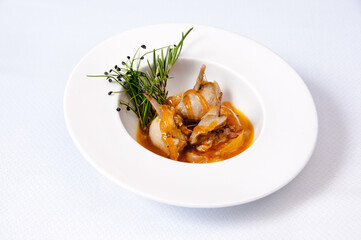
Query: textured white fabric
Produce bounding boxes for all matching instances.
[1,0,361,239]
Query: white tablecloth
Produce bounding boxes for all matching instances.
[1,0,361,239]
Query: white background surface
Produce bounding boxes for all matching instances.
[1,0,361,239]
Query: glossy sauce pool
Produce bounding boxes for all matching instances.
[136,102,254,163]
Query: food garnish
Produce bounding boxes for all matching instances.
[88,28,193,129]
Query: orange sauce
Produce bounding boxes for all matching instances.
[184,89,209,112]
[182,89,209,120]
[183,93,194,119]
[166,94,182,108]
[193,120,218,135]
[158,105,178,160]
[137,128,169,158]
[136,101,254,163]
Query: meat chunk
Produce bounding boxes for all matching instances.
[173,113,191,136]
[176,65,222,121]
[144,92,187,160]
[190,92,225,145]
[189,114,227,145]
[189,92,243,151]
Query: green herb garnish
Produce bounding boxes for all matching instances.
[88,27,193,129]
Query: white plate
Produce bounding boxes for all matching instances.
[64,24,318,208]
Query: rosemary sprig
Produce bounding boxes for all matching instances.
[87,27,193,129]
